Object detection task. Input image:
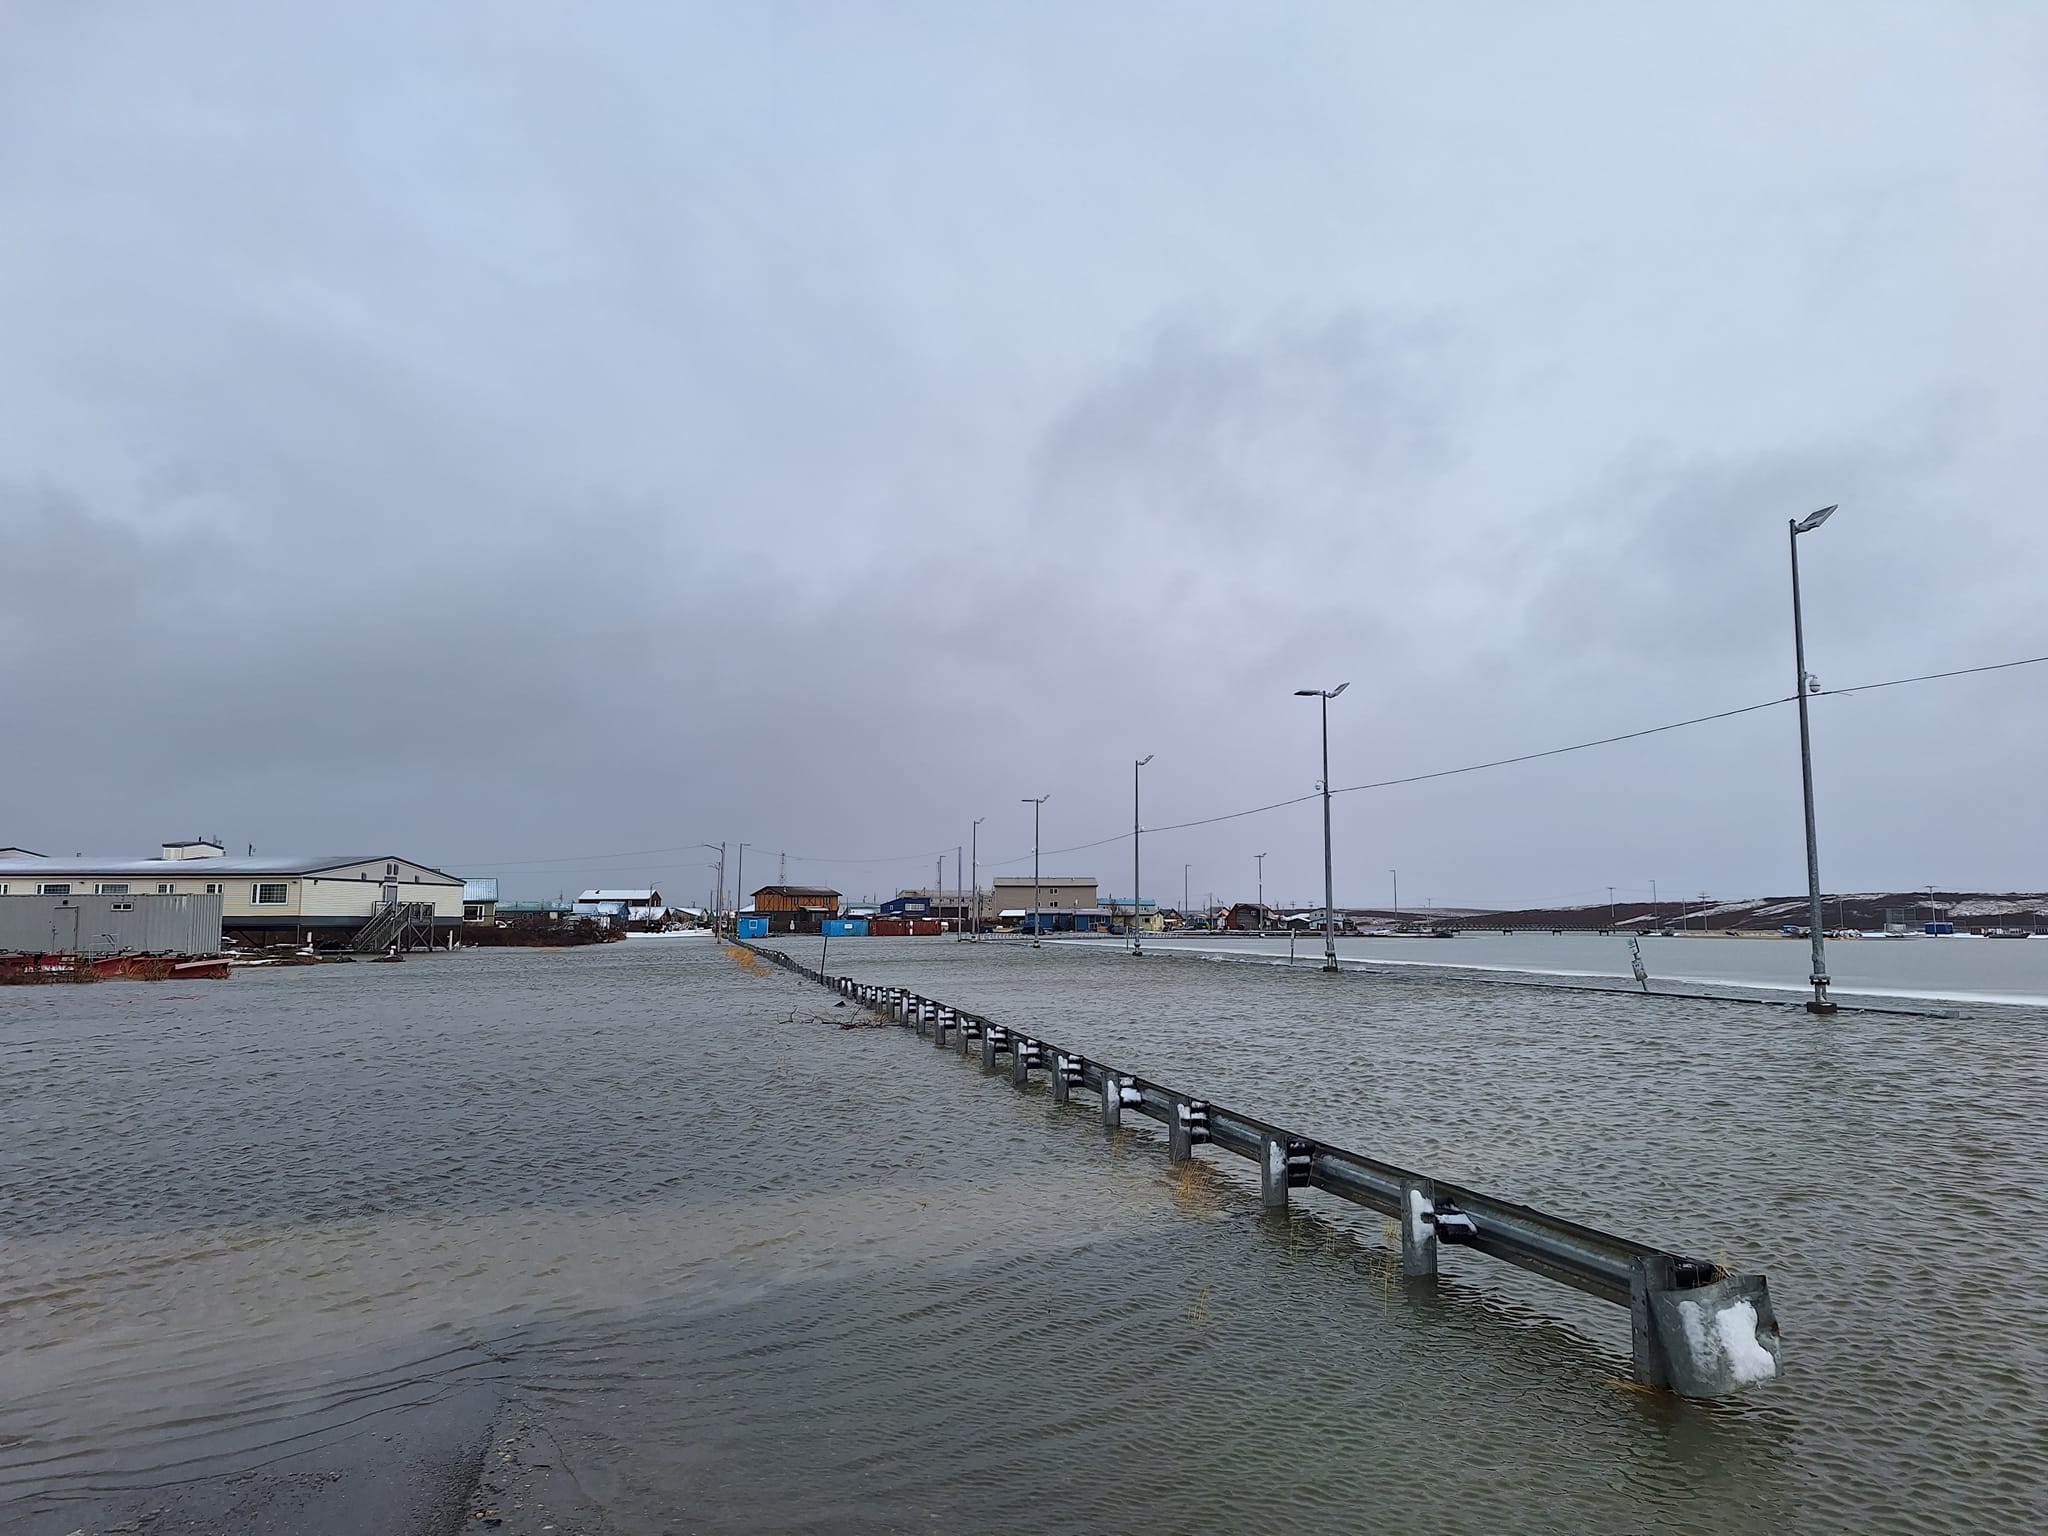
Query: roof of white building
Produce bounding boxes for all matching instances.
[577,888,660,902]
[0,852,462,881]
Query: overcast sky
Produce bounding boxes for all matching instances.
[2,2,2043,909]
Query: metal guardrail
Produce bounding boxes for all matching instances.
[739,941,1782,1398]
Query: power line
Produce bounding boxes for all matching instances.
[1327,693,1796,797]
[457,648,2044,876]
[1820,653,2048,697]
[979,646,2044,867]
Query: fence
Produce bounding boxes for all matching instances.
[741,940,1782,1399]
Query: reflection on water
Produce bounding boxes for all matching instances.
[3,940,2044,1533]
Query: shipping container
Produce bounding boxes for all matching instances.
[0,893,223,957]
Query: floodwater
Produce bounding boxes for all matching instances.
[1135,929,2048,1008]
[3,937,2045,1534]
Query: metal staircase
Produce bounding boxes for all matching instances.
[350,900,437,954]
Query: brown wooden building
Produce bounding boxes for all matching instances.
[749,885,842,934]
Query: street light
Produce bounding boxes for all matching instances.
[1295,682,1349,972]
[1183,863,1191,924]
[1132,754,1154,956]
[1256,852,1267,936]
[1790,504,1839,1013]
[735,843,750,933]
[1390,868,1399,930]
[1022,796,1049,941]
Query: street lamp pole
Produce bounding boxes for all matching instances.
[1390,868,1399,929]
[1183,863,1190,923]
[1790,504,1839,1013]
[1132,754,1153,956]
[1256,852,1267,936]
[1295,683,1349,972]
[1022,796,1049,941]
[735,843,749,932]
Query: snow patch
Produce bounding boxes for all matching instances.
[1407,1188,1430,1247]
[1678,1297,1778,1385]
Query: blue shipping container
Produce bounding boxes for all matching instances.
[822,919,868,937]
[737,916,769,939]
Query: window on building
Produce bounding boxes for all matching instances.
[38,883,71,896]
[95,883,130,895]
[253,882,289,905]
[386,862,398,878]
[158,882,175,894]
[205,882,224,895]
[464,903,486,921]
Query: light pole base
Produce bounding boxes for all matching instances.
[1806,999,1838,1015]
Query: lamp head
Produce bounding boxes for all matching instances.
[1793,504,1838,534]
[1137,753,1154,767]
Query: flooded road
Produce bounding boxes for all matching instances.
[4,938,2044,1533]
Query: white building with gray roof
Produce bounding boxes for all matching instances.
[0,839,466,947]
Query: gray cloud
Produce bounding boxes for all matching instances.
[2,1,2042,909]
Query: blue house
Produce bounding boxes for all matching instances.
[880,894,935,918]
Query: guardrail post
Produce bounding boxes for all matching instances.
[1400,1178,1438,1279]
[980,1025,1002,1074]
[933,1007,951,1047]
[1260,1135,1290,1210]
[1630,1255,1677,1389]
[957,1016,976,1057]
[1170,1100,1210,1163]
[1052,1053,1082,1105]
[1102,1075,1127,1131]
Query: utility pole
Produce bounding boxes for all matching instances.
[735,844,749,931]
[956,845,962,933]
[1390,868,1399,928]
[1651,877,1659,929]
[1295,683,1348,971]
[1133,754,1153,956]
[1789,503,1840,1012]
[1183,863,1190,923]
[971,818,983,937]
[1256,852,1267,936]
[702,843,726,931]
[1608,885,1616,931]
[1023,796,1049,940]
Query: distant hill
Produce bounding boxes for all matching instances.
[1434,892,2047,934]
